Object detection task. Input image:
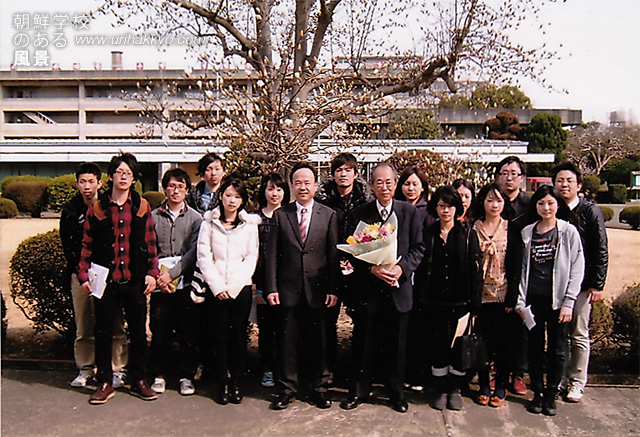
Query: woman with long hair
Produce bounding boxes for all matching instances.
[453,178,475,224]
[253,173,290,388]
[515,185,584,416]
[196,177,261,405]
[471,183,520,408]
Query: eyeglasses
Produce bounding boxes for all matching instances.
[499,171,522,179]
[166,183,187,191]
[114,170,133,178]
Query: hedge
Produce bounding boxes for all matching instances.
[9,229,73,338]
[599,206,614,222]
[609,184,628,204]
[47,174,78,213]
[611,284,640,360]
[143,191,166,210]
[0,198,19,218]
[0,175,50,195]
[3,181,49,217]
[619,206,640,230]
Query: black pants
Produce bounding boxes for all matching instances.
[257,302,278,372]
[507,310,528,378]
[148,288,198,380]
[203,286,252,381]
[94,281,147,385]
[425,304,467,373]
[276,296,330,396]
[528,295,568,397]
[349,293,409,401]
[477,302,510,392]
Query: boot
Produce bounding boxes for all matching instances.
[431,373,448,410]
[229,378,243,404]
[447,372,465,410]
[217,379,230,405]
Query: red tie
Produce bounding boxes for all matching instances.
[299,207,308,242]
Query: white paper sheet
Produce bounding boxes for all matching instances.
[88,263,109,299]
[451,312,471,348]
[522,305,536,330]
[157,256,183,292]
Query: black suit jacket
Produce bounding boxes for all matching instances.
[347,200,425,313]
[266,202,339,309]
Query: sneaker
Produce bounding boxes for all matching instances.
[70,371,92,388]
[112,372,126,389]
[179,378,195,396]
[261,371,275,388]
[89,383,115,405]
[151,377,166,394]
[566,385,583,403]
[130,380,158,401]
[512,376,527,395]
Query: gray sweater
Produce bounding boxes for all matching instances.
[515,219,585,312]
[152,202,203,287]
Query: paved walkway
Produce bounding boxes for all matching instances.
[1,368,639,436]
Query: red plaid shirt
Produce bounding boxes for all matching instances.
[78,193,159,284]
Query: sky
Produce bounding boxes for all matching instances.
[0,0,638,125]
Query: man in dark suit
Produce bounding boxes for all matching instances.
[340,163,424,413]
[266,162,339,410]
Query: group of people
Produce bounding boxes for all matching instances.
[59,151,607,418]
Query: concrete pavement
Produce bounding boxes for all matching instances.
[2,368,639,436]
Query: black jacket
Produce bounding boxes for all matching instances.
[186,180,220,215]
[417,221,483,314]
[315,178,371,242]
[568,197,608,291]
[59,193,89,290]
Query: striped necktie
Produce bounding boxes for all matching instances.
[299,207,308,242]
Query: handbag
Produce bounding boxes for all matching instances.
[452,316,488,371]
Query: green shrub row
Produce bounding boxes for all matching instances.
[619,206,640,230]
[0,198,19,218]
[1,173,145,217]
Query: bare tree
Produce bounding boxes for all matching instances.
[566,122,640,176]
[97,0,553,173]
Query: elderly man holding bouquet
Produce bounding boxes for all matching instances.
[339,163,425,413]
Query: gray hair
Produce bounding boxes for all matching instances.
[370,162,398,182]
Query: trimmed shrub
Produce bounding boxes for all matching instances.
[589,299,613,353]
[47,174,77,213]
[609,184,627,204]
[0,198,19,218]
[583,175,601,201]
[3,181,49,217]
[0,175,50,195]
[611,284,640,361]
[599,206,614,222]
[619,206,640,230]
[9,230,73,338]
[143,191,166,210]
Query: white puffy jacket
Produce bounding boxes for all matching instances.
[196,208,260,299]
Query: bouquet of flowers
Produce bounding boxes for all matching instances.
[337,212,399,266]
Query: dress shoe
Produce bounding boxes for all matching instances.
[270,393,294,410]
[310,391,331,409]
[217,382,230,405]
[229,379,243,404]
[130,380,157,401]
[527,393,544,414]
[340,396,364,410]
[391,398,408,413]
[89,383,115,405]
[542,397,557,416]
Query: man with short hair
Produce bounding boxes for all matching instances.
[553,161,608,403]
[315,152,371,370]
[149,168,203,396]
[266,162,339,410]
[495,155,530,395]
[60,162,128,389]
[340,163,424,413]
[187,152,225,215]
[78,152,160,404]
